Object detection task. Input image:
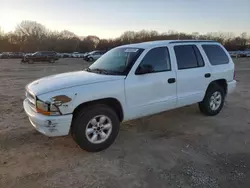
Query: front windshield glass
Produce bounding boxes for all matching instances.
[88,47,144,75]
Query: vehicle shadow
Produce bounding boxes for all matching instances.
[0,127,77,152]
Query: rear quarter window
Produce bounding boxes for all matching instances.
[202,45,229,65]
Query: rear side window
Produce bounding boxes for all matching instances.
[174,45,204,69]
[202,45,229,65]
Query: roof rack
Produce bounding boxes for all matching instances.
[169,40,217,44]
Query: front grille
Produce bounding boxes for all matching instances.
[26,90,36,112]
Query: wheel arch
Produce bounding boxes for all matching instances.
[72,97,124,122]
[205,79,228,97]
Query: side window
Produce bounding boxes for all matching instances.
[138,47,171,72]
[202,45,229,65]
[174,45,203,70]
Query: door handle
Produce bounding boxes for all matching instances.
[205,73,211,78]
[168,78,176,84]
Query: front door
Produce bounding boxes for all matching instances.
[36,52,43,61]
[125,47,177,120]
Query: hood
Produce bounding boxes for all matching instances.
[27,71,125,95]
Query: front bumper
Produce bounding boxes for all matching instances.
[227,80,237,94]
[23,99,73,137]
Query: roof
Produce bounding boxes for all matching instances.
[119,40,218,49]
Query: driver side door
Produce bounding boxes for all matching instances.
[125,47,177,120]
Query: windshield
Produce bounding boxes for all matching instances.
[87,47,144,75]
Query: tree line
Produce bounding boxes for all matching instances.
[0,20,249,53]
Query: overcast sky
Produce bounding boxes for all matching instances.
[0,0,249,38]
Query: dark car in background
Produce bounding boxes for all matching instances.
[21,51,59,63]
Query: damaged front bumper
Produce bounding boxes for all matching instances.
[23,99,72,137]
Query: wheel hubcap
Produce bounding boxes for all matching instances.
[85,115,112,144]
[209,91,222,111]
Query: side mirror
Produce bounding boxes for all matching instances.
[135,64,153,75]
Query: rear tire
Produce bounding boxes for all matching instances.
[89,57,94,62]
[199,83,225,116]
[71,104,120,152]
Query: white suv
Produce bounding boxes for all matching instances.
[23,40,236,152]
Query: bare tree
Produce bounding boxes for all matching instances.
[0,20,249,52]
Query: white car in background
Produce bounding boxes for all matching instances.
[72,52,86,58]
[229,52,239,58]
[56,53,64,58]
[72,52,81,58]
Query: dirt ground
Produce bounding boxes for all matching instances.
[0,58,250,188]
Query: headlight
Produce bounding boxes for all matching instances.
[36,99,61,116]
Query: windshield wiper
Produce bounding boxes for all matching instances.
[85,68,123,75]
[85,67,92,72]
[104,70,123,75]
[91,68,108,74]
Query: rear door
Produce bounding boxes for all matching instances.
[171,44,211,107]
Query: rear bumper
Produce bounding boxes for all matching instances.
[227,80,237,94]
[23,99,72,137]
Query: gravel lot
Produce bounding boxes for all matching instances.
[0,58,250,188]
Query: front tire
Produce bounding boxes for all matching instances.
[199,83,225,116]
[71,104,120,152]
[88,57,94,62]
